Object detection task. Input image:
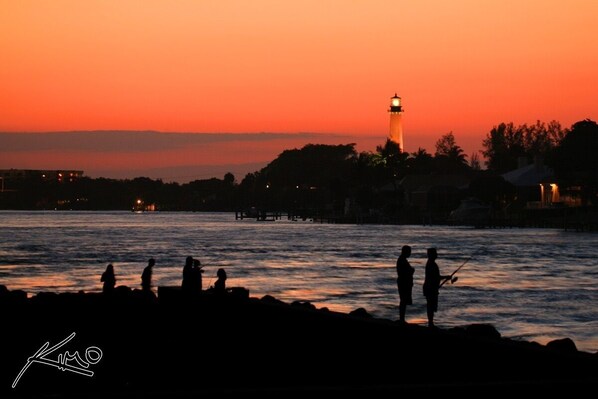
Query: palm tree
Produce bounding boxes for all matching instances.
[435,132,469,172]
[374,139,410,180]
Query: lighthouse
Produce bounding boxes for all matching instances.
[388,93,404,152]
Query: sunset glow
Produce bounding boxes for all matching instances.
[1,1,597,179]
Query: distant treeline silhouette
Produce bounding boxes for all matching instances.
[1,119,596,217]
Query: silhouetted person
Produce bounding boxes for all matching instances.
[101,264,116,294]
[191,259,204,292]
[141,258,155,291]
[214,268,227,294]
[396,245,414,323]
[423,247,451,327]
[182,256,194,292]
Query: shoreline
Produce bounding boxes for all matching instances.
[1,285,596,396]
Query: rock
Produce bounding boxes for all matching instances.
[349,307,372,318]
[8,289,28,302]
[291,300,316,310]
[448,326,467,334]
[546,337,578,353]
[465,323,501,340]
[0,286,27,304]
[0,286,596,395]
[114,285,132,296]
[528,341,545,350]
[261,294,285,305]
[229,286,249,300]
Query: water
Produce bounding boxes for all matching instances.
[0,211,596,353]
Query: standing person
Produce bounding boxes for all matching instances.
[192,259,204,292]
[141,258,155,292]
[182,256,194,292]
[101,264,116,294]
[396,245,414,324]
[423,247,452,328]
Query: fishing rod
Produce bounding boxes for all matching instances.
[439,255,472,288]
[205,276,215,289]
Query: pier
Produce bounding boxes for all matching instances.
[235,208,319,222]
[235,209,287,221]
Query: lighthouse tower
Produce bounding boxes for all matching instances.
[388,93,404,152]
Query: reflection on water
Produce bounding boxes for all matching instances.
[0,211,596,353]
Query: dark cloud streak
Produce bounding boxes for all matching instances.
[0,131,355,152]
[88,162,269,183]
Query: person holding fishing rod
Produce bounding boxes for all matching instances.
[396,245,414,324]
[423,247,454,328]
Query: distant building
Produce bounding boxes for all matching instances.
[501,158,563,208]
[501,157,582,208]
[388,93,404,152]
[0,169,84,183]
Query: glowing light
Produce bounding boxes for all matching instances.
[550,183,560,202]
[136,199,142,204]
[540,184,545,205]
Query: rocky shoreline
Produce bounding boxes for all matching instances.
[1,285,596,397]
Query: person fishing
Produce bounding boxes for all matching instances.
[192,258,205,292]
[423,248,452,328]
[141,258,155,292]
[396,245,414,324]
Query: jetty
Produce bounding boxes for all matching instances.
[1,285,596,397]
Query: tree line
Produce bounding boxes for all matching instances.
[1,119,596,214]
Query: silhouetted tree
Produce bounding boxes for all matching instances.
[408,148,434,174]
[469,153,481,170]
[524,120,567,157]
[238,143,358,214]
[224,172,235,185]
[482,123,526,173]
[434,132,468,173]
[435,132,457,156]
[185,176,237,211]
[350,151,381,213]
[238,172,260,209]
[551,119,598,205]
[374,138,409,181]
[482,121,566,173]
[261,143,356,187]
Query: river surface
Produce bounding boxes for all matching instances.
[0,211,596,353]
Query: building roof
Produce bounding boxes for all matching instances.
[501,163,553,186]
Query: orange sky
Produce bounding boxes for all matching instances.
[1,1,597,179]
